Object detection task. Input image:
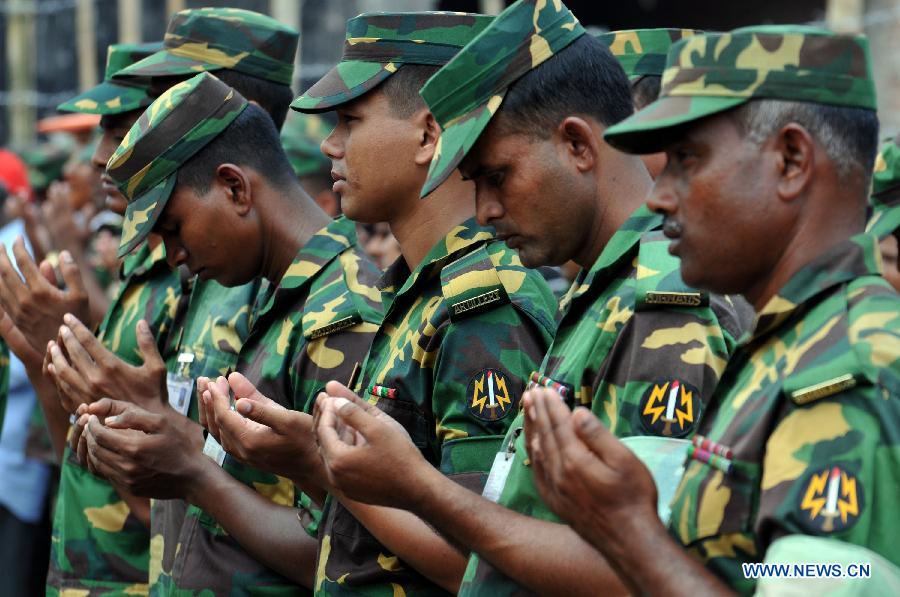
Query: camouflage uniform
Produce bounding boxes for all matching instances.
[605,27,900,594]
[868,137,900,238]
[292,11,561,596]
[109,73,383,595]
[597,28,699,81]
[414,3,750,594]
[281,111,333,179]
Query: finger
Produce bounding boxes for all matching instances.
[201,391,220,440]
[103,404,161,433]
[86,397,130,420]
[234,394,290,433]
[58,324,98,379]
[324,381,379,414]
[0,307,43,367]
[49,340,91,401]
[12,236,44,289]
[84,417,127,479]
[208,381,243,446]
[62,314,109,368]
[70,412,90,459]
[316,399,351,460]
[572,407,620,466]
[58,250,87,296]
[134,319,164,370]
[330,396,381,443]
[39,259,59,287]
[227,372,274,404]
[0,243,23,311]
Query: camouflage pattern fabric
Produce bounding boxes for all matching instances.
[315,218,558,596]
[161,216,383,595]
[108,72,249,257]
[291,12,493,114]
[604,26,878,154]
[57,42,161,115]
[597,28,699,80]
[459,205,752,595]
[112,7,298,85]
[148,275,263,595]
[46,240,182,596]
[667,234,900,595]
[868,137,900,238]
[418,0,585,197]
[281,111,333,179]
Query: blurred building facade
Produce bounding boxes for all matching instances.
[2,0,899,149]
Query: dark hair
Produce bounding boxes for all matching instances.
[630,75,661,110]
[729,100,879,187]
[494,34,634,138]
[176,103,296,194]
[214,70,294,130]
[149,71,294,131]
[377,64,441,118]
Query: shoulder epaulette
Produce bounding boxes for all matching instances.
[635,230,709,311]
[441,244,511,323]
[301,249,378,341]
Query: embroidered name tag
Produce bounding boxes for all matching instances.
[644,291,703,307]
[790,374,857,405]
[305,314,362,340]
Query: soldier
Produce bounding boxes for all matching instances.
[523,25,900,595]
[191,11,557,594]
[312,1,748,595]
[868,137,900,290]
[0,9,299,595]
[598,28,699,178]
[74,72,382,593]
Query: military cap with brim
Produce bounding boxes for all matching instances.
[281,111,333,178]
[292,12,493,114]
[58,42,162,115]
[867,137,900,238]
[604,25,878,155]
[108,72,248,257]
[112,8,298,86]
[597,28,699,80]
[418,0,585,198]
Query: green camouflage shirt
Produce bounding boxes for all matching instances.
[47,240,182,596]
[315,218,558,597]
[148,275,263,595]
[667,234,900,595]
[160,216,382,595]
[460,205,751,595]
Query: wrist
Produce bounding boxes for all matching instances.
[405,459,448,514]
[183,453,219,506]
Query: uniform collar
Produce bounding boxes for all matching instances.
[254,216,357,321]
[751,233,883,339]
[377,217,494,303]
[565,204,662,305]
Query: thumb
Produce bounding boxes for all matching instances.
[58,250,86,296]
[324,381,376,413]
[228,372,274,406]
[331,397,380,443]
[235,395,293,433]
[135,320,163,368]
[86,397,129,420]
[103,404,160,433]
[572,407,616,460]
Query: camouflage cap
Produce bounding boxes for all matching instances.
[112,8,298,85]
[604,25,878,154]
[867,137,900,238]
[108,72,248,257]
[419,0,585,198]
[57,42,161,115]
[280,111,332,178]
[291,12,493,113]
[597,28,699,80]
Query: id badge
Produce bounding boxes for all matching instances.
[482,451,514,503]
[202,433,227,466]
[166,372,193,416]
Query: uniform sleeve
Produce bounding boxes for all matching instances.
[592,297,740,439]
[429,305,549,492]
[754,381,900,568]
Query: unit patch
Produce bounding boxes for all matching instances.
[798,465,863,534]
[639,379,701,437]
[468,368,515,422]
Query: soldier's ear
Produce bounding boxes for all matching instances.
[215,163,253,215]
[413,110,441,166]
[558,116,598,174]
[773,123,814,203]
